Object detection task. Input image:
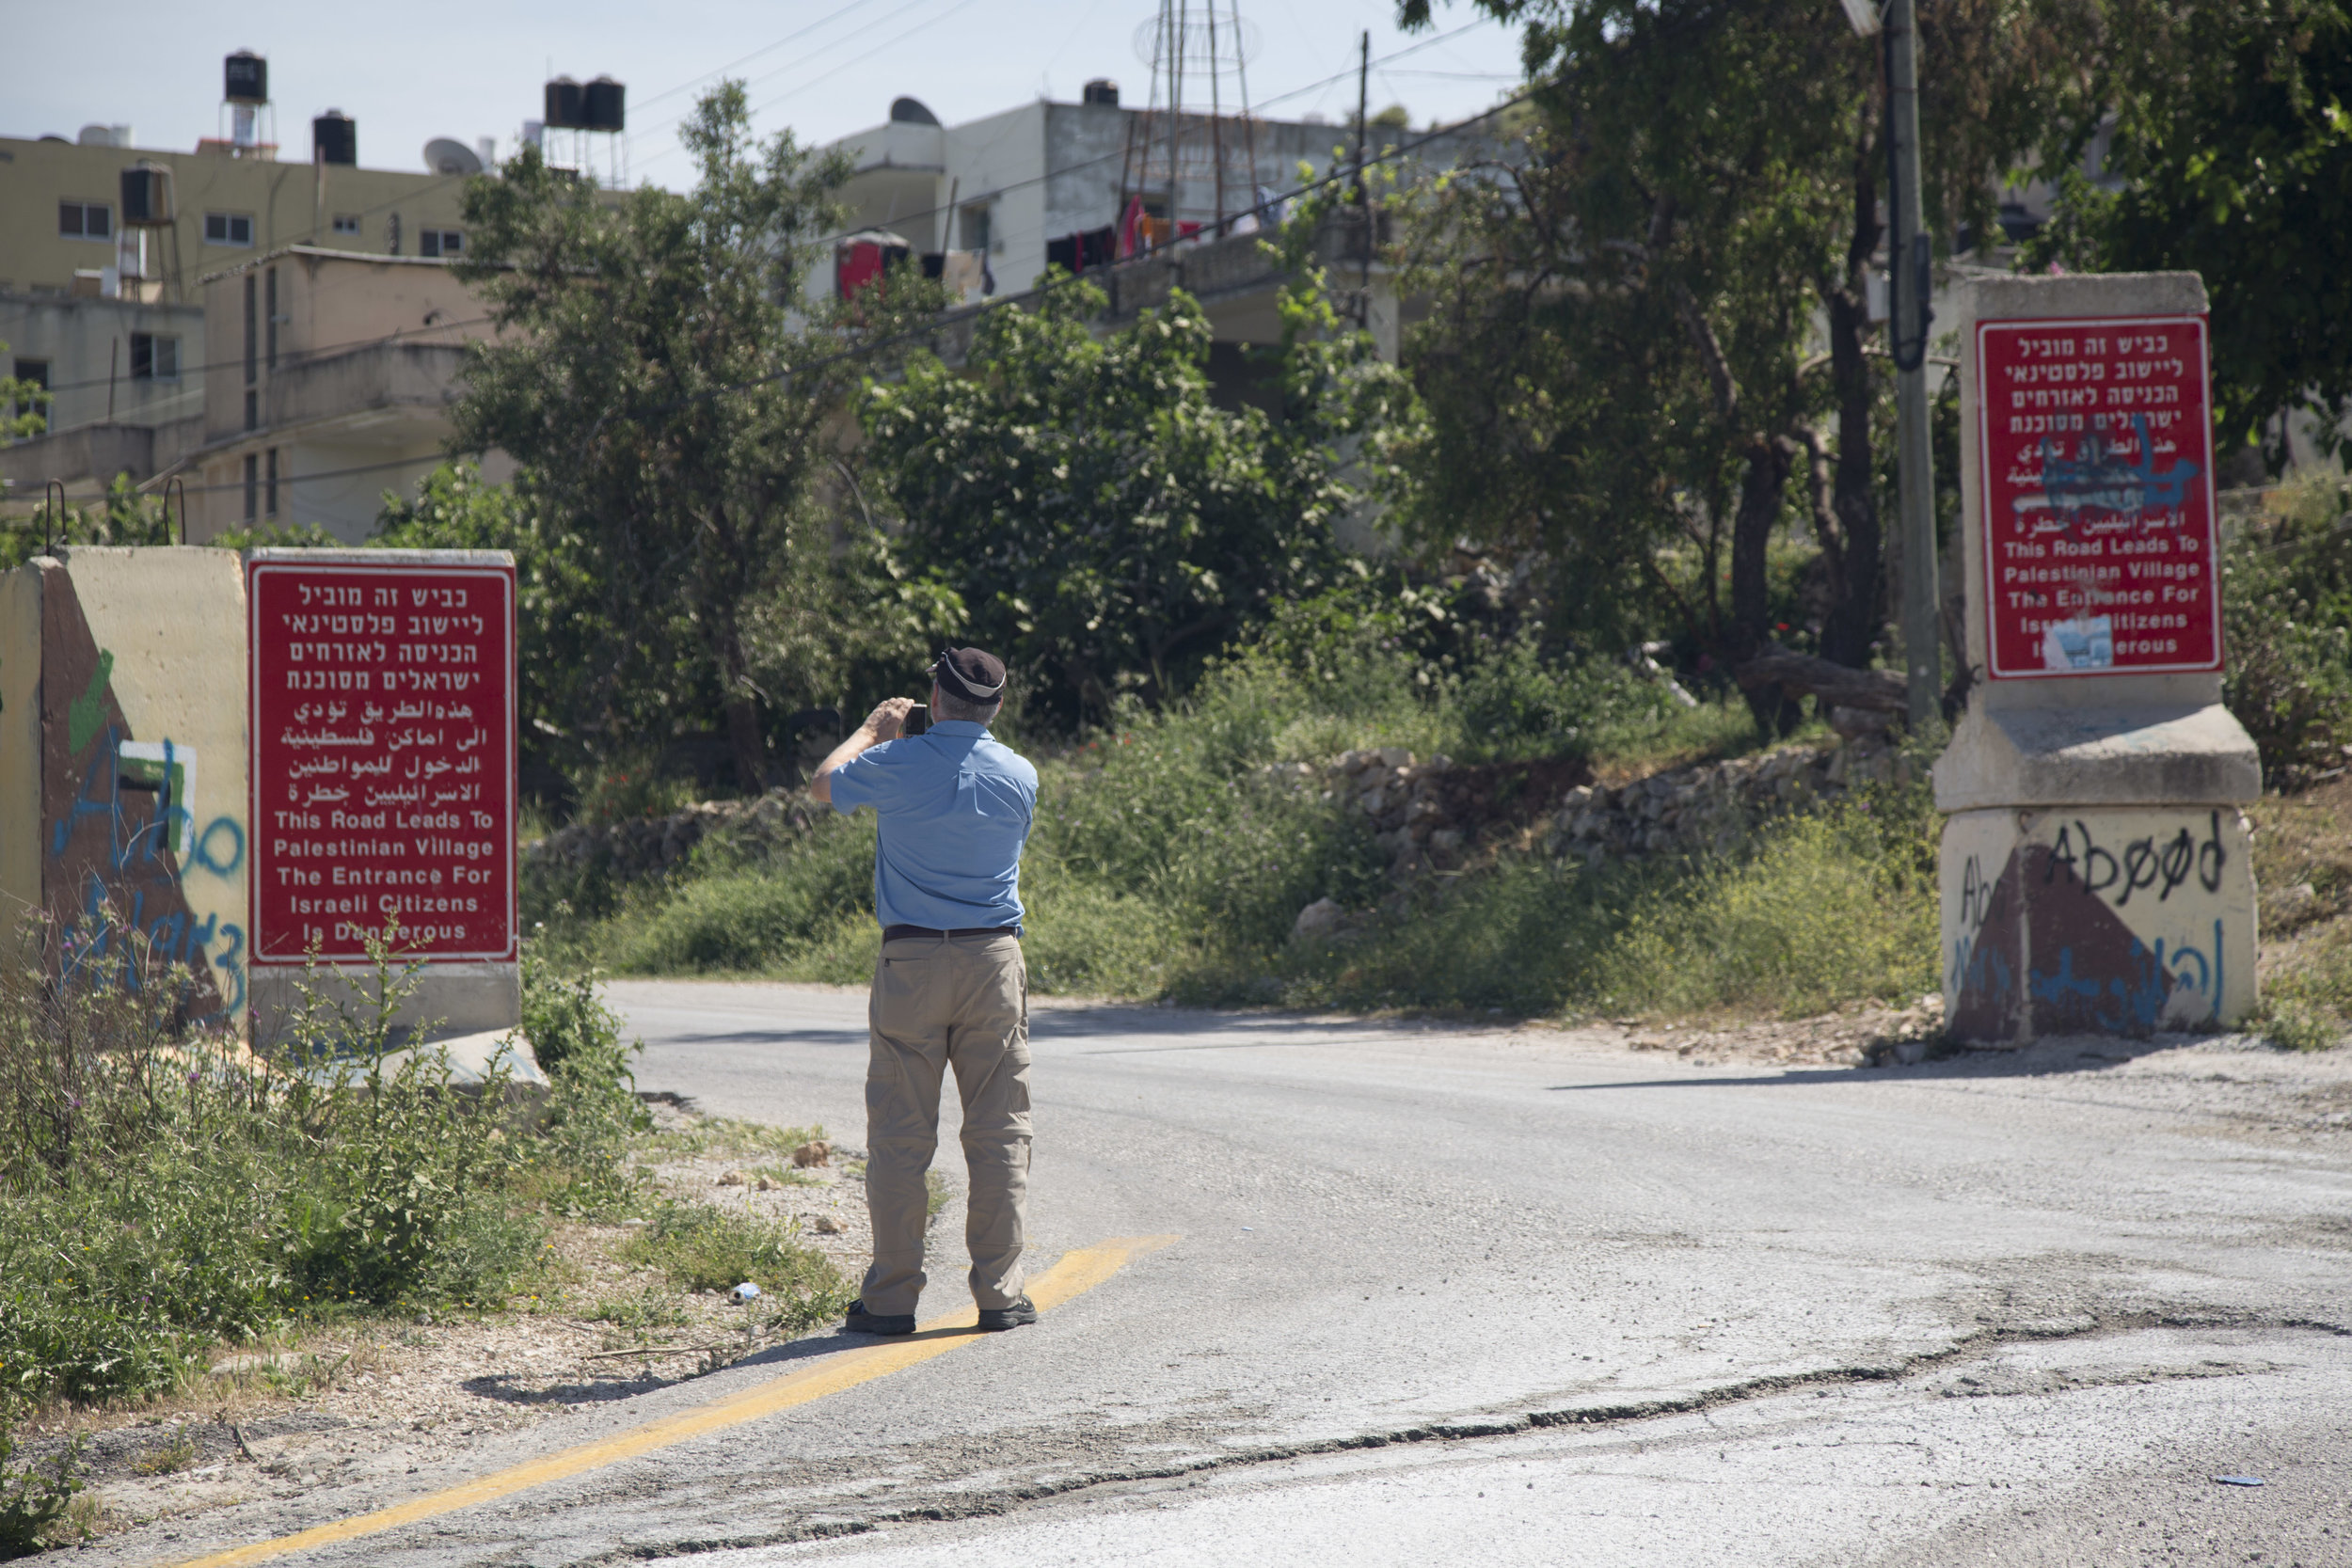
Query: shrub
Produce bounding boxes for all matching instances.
[0,916,639,1405]
[1585,799,1940,1020]
[2223,474,2352,784]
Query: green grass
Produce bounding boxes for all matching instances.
[0,929,646,1411]
[532,644,1937,1023]
[617,1201,850,1330]
[635,1117,828,1162]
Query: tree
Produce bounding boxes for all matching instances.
[1393,0,2079,716]
[2028,1,2352,466]
[859,266,1411,724]
[448,84,946,791]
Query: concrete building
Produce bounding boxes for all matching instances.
[179,247,504,544]
[0,290,208,499]
[819,89,1490,355]
[1,122,473,305]
[2,78,481,507]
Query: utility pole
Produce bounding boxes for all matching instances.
[1353,28,1371,309]
[1884,0,1940,727]
[1846,0,1941,724]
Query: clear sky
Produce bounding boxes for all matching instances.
[13,0,1526,186]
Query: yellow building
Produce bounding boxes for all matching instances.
[0,128,473,303]
[2,109,487,518]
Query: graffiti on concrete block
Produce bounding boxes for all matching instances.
[37,567,244,1022]
[1943,805,2255,1042]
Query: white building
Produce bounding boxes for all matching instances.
[819,87,1491,356]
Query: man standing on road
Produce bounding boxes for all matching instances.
[811,648,1041,1335]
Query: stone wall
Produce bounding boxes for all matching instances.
[1326,733,1914,878]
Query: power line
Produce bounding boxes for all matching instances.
[629,0,975,168]
[629,0,884,115]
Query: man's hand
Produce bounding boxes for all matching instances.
[863,696,917,744]
[813,696,918,805]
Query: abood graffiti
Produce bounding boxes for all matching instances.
[1942,805,2256,1041]
[6,553,254,1024]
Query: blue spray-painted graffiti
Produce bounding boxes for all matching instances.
[49,724,245,1019]
[2029,919,2224,1033]
[2033,413,2201,537]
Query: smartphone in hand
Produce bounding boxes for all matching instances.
[903,704,930,736]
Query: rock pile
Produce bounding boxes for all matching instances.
[524,789,819,881]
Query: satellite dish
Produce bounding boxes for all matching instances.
[423,137,483,176]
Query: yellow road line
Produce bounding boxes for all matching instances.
[178,1235,1178,1568]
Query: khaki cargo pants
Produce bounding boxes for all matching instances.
[861,931,1032,1317]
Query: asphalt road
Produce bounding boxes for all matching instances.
[119,981,2352,1566]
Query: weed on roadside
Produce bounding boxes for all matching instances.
[129,1427,199,1477]
[0,1410,82,1558]
[617,1201,850,1327]
[637,1117,829,1163]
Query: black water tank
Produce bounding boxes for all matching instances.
[312,110,357,166]
[889,96,941,126]
[1083,78,1120,106]
[225,50,267,104]
[544,76,584,130]
[119,163,175,225]
[582,76,625,132]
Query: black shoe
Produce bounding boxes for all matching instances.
[976,1295,1038,1332]
[843,1300,914,1336]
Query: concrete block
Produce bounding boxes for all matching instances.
[1932,701,2261,812]
[1942,804,2255,1042]
[247,959,522,1051]
[0,549,252,1023]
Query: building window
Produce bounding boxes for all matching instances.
[331,214,361,236]
[59,201,112,238]
[243,453,259,522]
[958,203,993,254]
[265,448,279,516]
[129,333,179,380]
[12,358,50,390]
[419,229,464,258]
[204,212,256,247]
[59,201,114,240]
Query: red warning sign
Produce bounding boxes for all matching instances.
[248,558,516,963]
[1975,314,2221,680]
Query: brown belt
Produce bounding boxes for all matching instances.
[882,924,1021,943]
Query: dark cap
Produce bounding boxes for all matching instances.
[930,647,1007,705]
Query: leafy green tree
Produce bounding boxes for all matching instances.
[1394,0,2078,709]
[373,461,958,797]
[447,84,945,791]
[2027,1,2352,466]
[860,265,1411,723]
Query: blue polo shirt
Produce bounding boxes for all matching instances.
[828,721,1038,931]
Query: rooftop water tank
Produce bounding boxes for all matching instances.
[313,110,357,166]
[582,76,625,132]
[544,76,584,131]
[1083,78,1120,106]
[119,162,175,226]
[889,96,940,126]
[225,50,267,104]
